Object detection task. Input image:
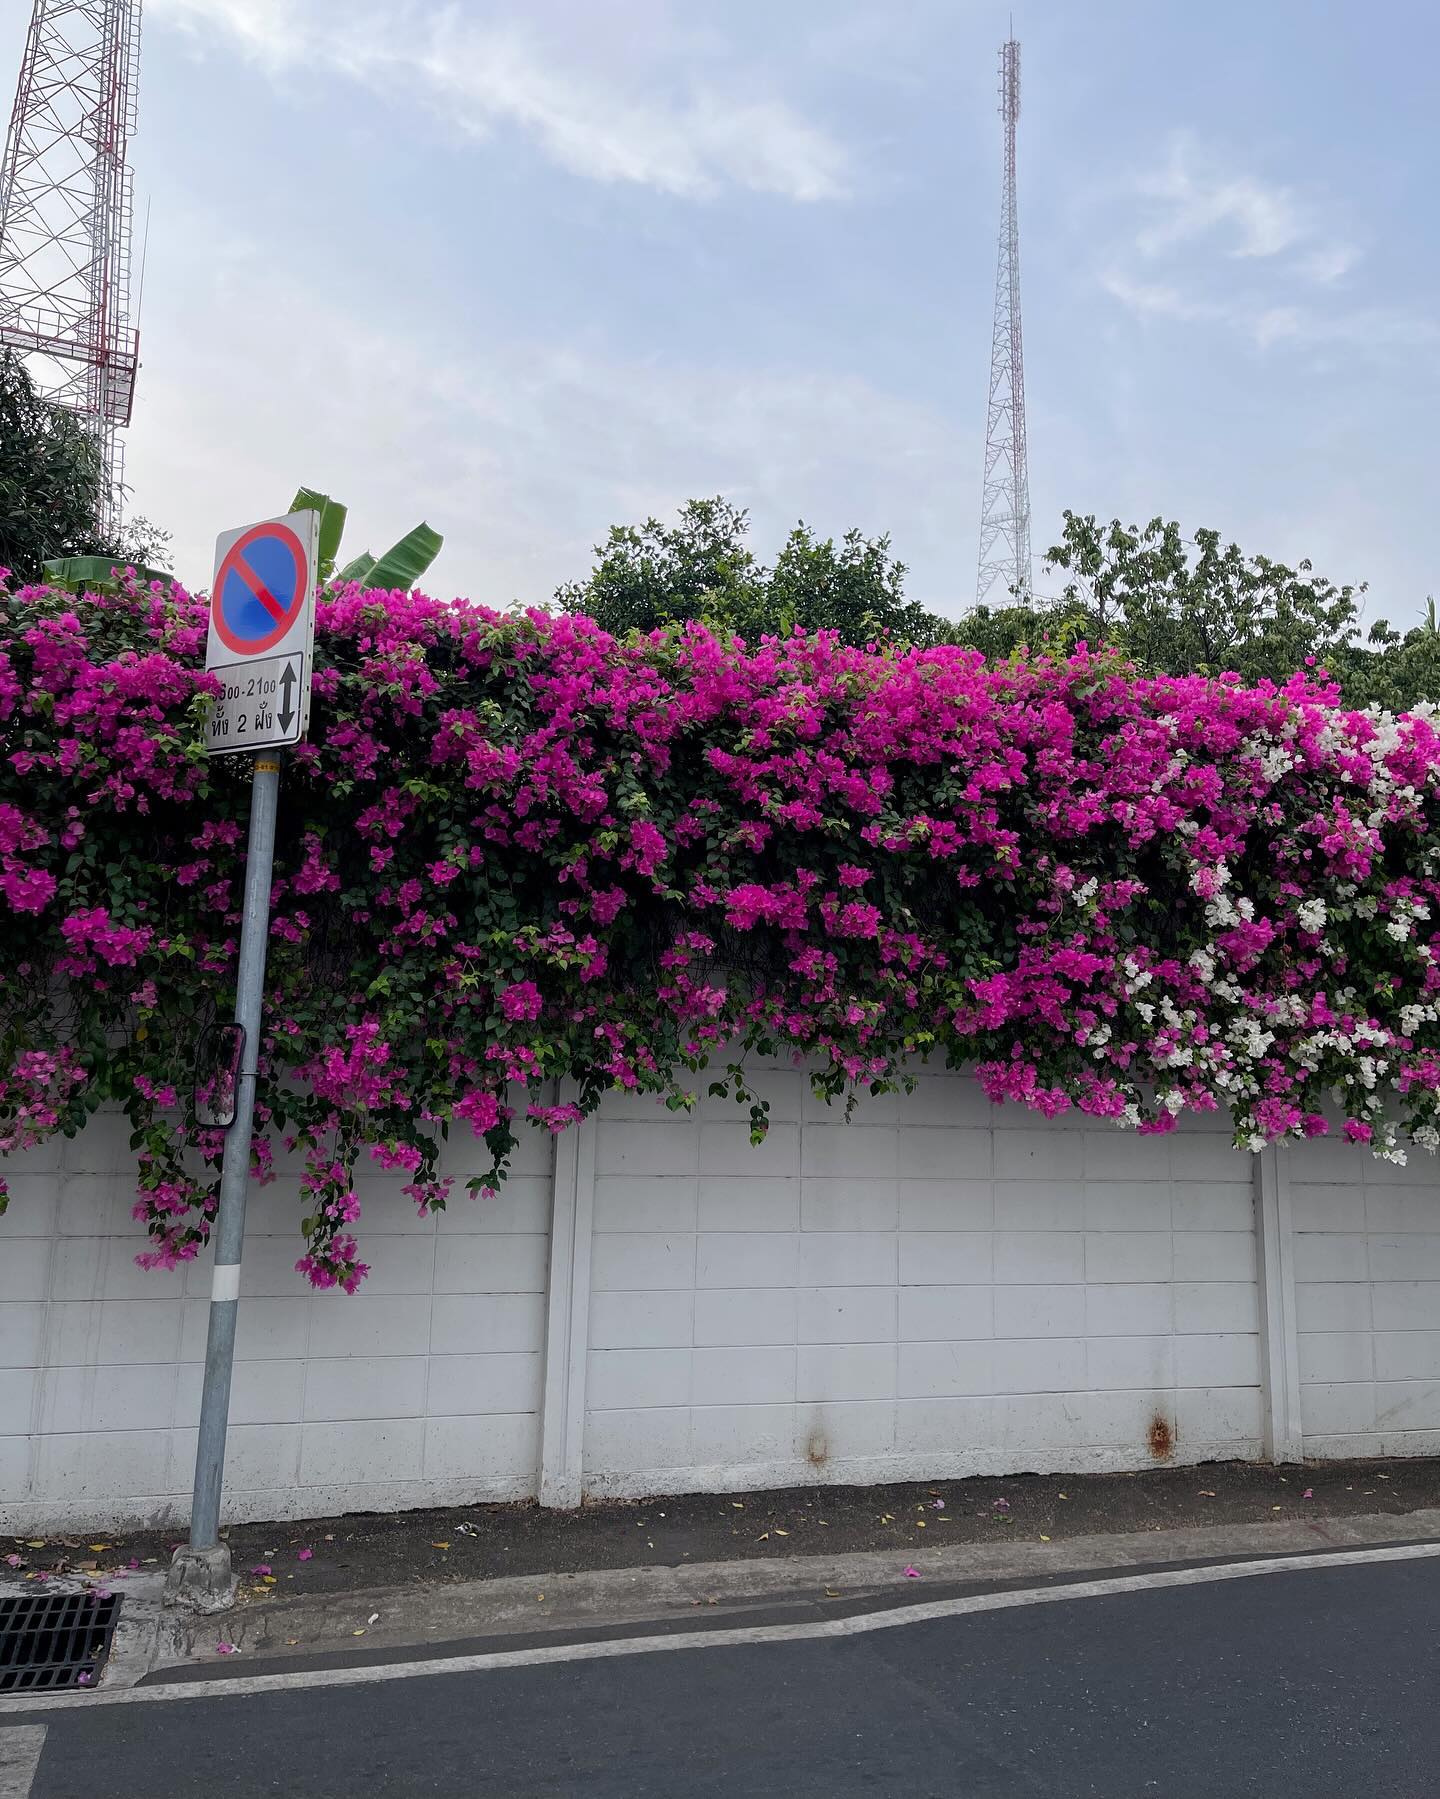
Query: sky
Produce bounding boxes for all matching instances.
[4,0,1437,624]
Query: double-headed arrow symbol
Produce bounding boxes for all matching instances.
[278,660,298,734]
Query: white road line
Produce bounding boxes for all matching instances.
[3,1539,1438,1717]
[0,1726,46,1798]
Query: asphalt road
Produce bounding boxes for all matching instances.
[6,1553,1439,1797]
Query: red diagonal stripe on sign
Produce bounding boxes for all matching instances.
[230,553,286,621]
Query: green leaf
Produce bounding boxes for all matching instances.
[362,522,443,592]
[289,488,348,583]
[334,550,377,586]
[42,555,173,592]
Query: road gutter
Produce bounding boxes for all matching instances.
[163,1503,1440,1674]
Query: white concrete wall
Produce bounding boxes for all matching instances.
[0,1113,553,1530]
[0,1066,1436,1529]
[580,1072,1266,1495]
[1292,1138,1440,1457]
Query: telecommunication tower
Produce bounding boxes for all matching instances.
[976,33,1031,603]
[0,0,142,539]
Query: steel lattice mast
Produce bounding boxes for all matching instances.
[0,0,141,539]
[976,34,1031,603]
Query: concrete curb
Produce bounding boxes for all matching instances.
[0,1571,182,1690]
[170,1505,1440,1672]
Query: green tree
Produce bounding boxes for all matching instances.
[0,351,114,584]
[1337,603,1440,711]
[557,498,764,635]
[946,510,1439,709]
[558,497,950,646]
[768,522,951,647]
[951,596,1090,663]
[1043,511,1366,683]
[115,515,173,572]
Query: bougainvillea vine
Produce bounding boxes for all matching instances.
[3,571,1440,1292]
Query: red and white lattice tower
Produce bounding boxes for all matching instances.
[976,33,1031,603]
[0,1,141,538]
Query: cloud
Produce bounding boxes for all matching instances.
[1248,304,1438,353]
[1125,133,1356,294]
[1298,243,1360,285]
[1251,306,1302,351]
[1103,273,1435,359]
[150,0,850,201]
[152,0,306,63]
[1098,272,1222,325]
[1135,135,1307,260]
[123,220,962,608]
[1095,133,1426,357]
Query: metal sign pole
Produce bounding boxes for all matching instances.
[167,754,280,1606]
[167,505,315,1608]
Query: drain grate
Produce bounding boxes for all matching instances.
[0,1591,122,1693]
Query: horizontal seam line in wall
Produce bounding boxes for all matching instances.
[1300,1377,1425,1386]
[589,1401,902,1415]
[291,1353,542,1362]
[586,1384,1264,1411]
[14,1411,544,1437]
[301,1415,539,1426]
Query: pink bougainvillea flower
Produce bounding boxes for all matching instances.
[297,1547,313,1561]
[5,571,1440,1292]
[248,1564,272,1577]
[498,980,543,1023]
[1302,1488,1314,1499]
[903,1566,921,1579]
[215,1642,238,1656]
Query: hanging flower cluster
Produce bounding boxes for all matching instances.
[4,571,1440,1292]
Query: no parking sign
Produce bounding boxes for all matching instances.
[181,508,324,1590]
[204,509,319,755]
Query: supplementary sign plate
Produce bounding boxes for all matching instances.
[205,651,307,755]
[205,509,319,755]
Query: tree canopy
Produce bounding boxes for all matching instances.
[0,351,114,585]
[0,351,173,587]
[557,497,952,647]
[556,496,1438,707]
[962,511,1440,710]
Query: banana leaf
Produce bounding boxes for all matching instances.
[288,487,348,583]
[42,554,173,593]
[361,521,443,592]
[334,550,377,585]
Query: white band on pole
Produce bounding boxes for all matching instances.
[211,1264,241,1303]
